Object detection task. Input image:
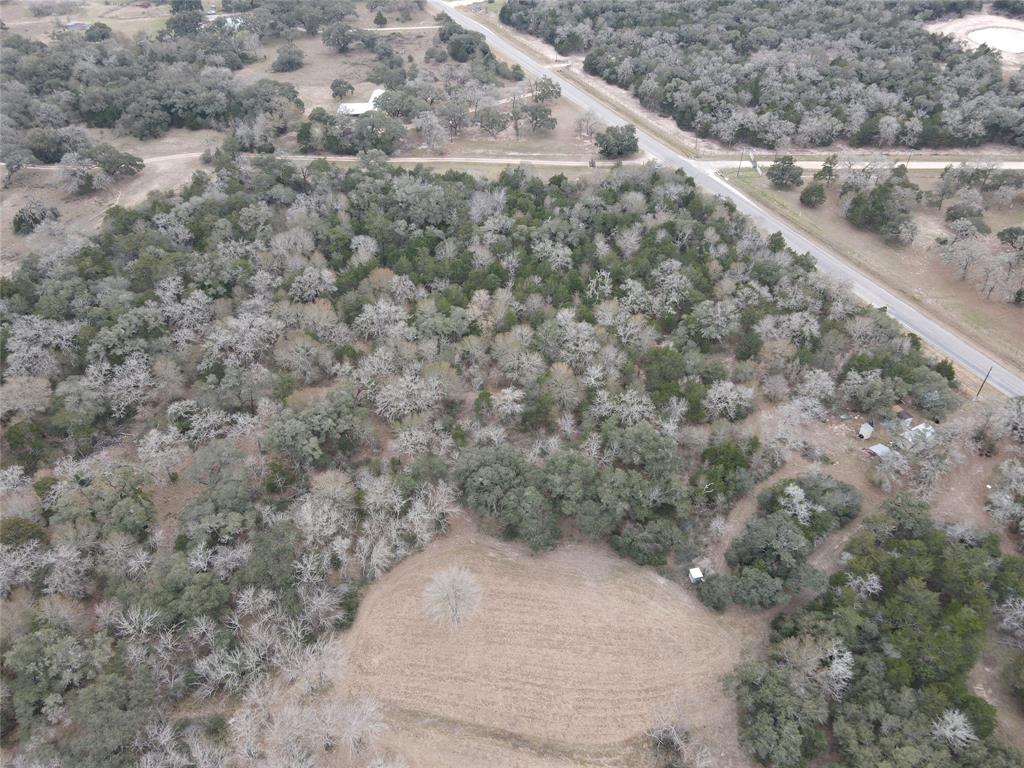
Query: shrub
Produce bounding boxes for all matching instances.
[698,573,734,611]
[12,199,59,235]
[0,517,47,547]
[271,43,305,73]
[799,181,826,207]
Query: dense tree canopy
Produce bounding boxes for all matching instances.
[500,0,1024,148]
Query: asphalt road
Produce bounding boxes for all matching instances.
[427,0,1024,397]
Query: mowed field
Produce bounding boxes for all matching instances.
[336,514,768,768]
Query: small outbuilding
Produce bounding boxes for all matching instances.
[688,567,704,585]
[858,422,874,439]
[867,443,892,459]
[337,88,387,115]
[892,407,913,427]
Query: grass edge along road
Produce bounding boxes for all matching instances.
[724,168,1024,379]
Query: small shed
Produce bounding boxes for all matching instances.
[858,422,874,439]
[867,443,892,459]
[337,88,387,115]
[688,567,704,585]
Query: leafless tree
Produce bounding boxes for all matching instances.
[424,566,481,630]
[931,709,977,753]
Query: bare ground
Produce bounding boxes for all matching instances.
[969,632,1024,753]
[338,513,768,768]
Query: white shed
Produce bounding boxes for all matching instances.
[867,443,892,459]
[337,88,387,115]
[688,567,704,584]
[858,422,874,439]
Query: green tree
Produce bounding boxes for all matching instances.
[271,42,305,73]
[767,155,803,189]
[331,77,355,99]
[322,22,356,52]
[812,153,838,185]
[524,103,556,132]
[595,124,639,158]
[84,22,112,42]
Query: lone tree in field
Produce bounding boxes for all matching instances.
[767,155,803,189]
[596,124,639,158]
[424,566,481,630]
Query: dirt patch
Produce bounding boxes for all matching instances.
[339,514,767,768]
[239,36,402,114]
[969,632,1024,753]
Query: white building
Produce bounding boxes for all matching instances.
[688,567,704,584]
[337,88,386,115]
[867,443,892,459]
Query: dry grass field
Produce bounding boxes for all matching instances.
[337,513,769,768]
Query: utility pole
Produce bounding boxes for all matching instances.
[974,366,993,399]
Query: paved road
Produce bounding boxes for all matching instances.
[427,0,1024,397]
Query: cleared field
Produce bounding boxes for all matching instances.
[338,514,767,768]
[725,169,1024,376]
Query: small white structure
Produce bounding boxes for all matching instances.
[867,443,892,459]
[688,567,704,585]
[858,422,874,440]
[337,88,386,115]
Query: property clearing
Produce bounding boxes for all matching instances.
[337,513,768,768]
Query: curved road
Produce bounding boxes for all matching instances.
[427,0,1024,397]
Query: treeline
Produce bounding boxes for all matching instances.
[499,0,1024,149]
[732,495,1024,767]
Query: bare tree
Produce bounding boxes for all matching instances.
[424,566,481,630]
[931,709,977,753]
